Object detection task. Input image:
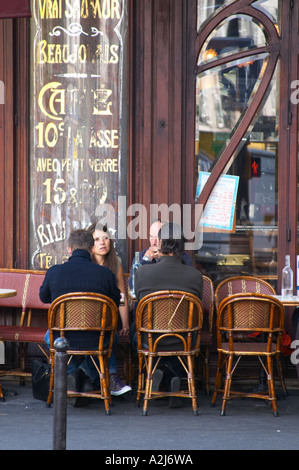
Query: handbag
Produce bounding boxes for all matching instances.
[32,360,51,402]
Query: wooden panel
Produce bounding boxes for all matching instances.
[14,18,30,268]
[132,0,185,253]
[152,0,170,205]
[0,20,14,268]
[278,0,298,283]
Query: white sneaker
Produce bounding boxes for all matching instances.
[110,374,132,396]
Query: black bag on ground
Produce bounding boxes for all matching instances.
[32,360,50,402]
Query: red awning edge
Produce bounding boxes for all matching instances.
[0,0,31,19]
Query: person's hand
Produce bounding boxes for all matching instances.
[144,247,160,261]
[119,327,130,338]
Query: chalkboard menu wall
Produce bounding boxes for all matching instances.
[29,0,129,270]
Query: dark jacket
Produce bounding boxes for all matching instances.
[135,255,203,302]
[129,248,193,289]
[134,255,203,352]
[39,249,120,307]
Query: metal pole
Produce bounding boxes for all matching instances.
[52,337,69,450]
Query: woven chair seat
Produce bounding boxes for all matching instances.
[0,325,47,343]
[220,342,276,354]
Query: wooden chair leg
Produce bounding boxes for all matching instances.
[0,382,4,402]
[98,355,111,415]
[221,355,233,416]
[187,355,198,415]
[143,356,153,416]
[267,356,278,417]
[136,354,143,406]
[211,351,222,406]
[47,357,54,407]
[103,357,112,405]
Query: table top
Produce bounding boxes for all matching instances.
[272,295,299,306]
[129,291,299,306]
[0,289,17,299]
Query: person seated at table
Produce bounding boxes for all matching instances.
[134,222,203,407]
[128,219,193,290]
[40,229,123,405]
[87,221,131,396]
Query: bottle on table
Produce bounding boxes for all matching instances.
[131,251,141,295]
[281,254,293,298]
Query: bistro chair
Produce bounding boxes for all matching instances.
[215,275,277,310]
[135,290,203,415]
[214,275,288,396]
[47,292,118,415]
[211,293,284,416]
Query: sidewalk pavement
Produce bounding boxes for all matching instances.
[1,378,299,452]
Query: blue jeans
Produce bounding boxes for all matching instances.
[44,331,119,382]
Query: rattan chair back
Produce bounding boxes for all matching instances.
[48,292,117,353]
[217,293,284,344]
[136,290,203,354]
[215,275,276,310]
[47,292,118,414]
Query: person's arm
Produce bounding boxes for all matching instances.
[39,271,52,304]
[182,252,193,266]
[116,263,130,336]
[108,271,121,308]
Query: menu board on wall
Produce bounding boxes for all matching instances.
[29,0,128,269]
[196,172,239,232]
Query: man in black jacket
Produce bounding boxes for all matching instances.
[40,229,120,305]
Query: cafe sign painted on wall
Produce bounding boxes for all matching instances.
[30,0,128,269]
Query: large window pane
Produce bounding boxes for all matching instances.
[195,54,269,179]
[197,0,235,31]
[29,0,129,270]
[252,0,280,35]
[198,16,267,66]
[195,9,280,289]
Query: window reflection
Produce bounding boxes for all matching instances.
[252,0,280,34]
[197,0,234,31]
[197,1,280,34]
[195,54,269,173]
[198,16,267,66]
[195,4,280,287]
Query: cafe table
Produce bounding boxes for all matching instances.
[272,294,299,307]
[0,289,17,299]
[0,289,17,400]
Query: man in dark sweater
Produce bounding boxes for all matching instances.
[134,222,203,407]
[129,219,193,289]
[40,229,131,401]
